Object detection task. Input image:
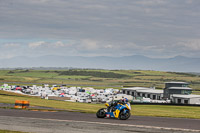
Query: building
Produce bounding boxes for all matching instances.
[163,82,192,99]
[165,82,189,88]
[122,87,163,100]
[122,87,152,97]
[163,82,200,104]
[171,94,200,104]
[136,89,163,100]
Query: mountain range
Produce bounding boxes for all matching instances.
[0,55,200,72]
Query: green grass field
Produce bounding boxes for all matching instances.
[0,69,200,119]
[0,69,200,91]
[1,90,200,119]
[0,130,27,133]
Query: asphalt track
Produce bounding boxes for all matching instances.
[0,108,200,133]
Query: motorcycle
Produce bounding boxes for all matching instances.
[96,101,131,120]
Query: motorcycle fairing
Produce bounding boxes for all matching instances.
[105,103,130,118]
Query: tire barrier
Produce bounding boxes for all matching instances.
[14,100,29,109]
[14,100,23,108]
[22,100,30,109]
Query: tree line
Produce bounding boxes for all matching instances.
[59,70,130,78]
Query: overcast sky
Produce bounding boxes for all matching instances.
[0,0,200,59]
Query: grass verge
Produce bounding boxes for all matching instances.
[1,90,200,119]
[0,130,28,133]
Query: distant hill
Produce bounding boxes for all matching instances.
[0,55,200,72]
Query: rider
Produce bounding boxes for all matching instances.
[107,98,128,112]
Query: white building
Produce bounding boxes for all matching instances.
[122,87,163,100]
[136,89,163,100]
[171,94,200,104]
[122,87,152,96]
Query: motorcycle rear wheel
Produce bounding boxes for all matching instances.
[96,108,106,118]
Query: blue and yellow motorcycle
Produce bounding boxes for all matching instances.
[96,101,131,120]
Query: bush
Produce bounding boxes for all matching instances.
[59,70,130,78]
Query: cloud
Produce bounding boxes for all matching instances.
[4,43,20,48]
[135,0,167,6]
[185,0,194,4]
[28,41,70,49]
[28,41,46,48]
[55,41,65,47]
[79,39,99,50]
[177,39,200,51]
[27,0,51,4]
[0,0,200,58]
[104,45,113,49]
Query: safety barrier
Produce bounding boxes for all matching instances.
[22,100,30,109]
[14,100,29,109]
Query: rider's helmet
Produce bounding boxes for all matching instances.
[125,98,128,102]
[123,98,128,103]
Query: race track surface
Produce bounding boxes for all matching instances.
[0,108,200,133]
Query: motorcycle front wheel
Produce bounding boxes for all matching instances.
[118,109,131,120]
[96,108,106,118]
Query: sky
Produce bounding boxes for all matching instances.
[0,0,200,59]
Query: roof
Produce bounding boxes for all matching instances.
[165,82,189,84]
[172,94,200,99]
[116,94,131,96]
[122,87,152,91]
[168,87,192,90]
[136,89,163,94]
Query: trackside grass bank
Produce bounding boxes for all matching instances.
[1,91,200,119]
[1,69,200,91]
[0,130,27,133]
